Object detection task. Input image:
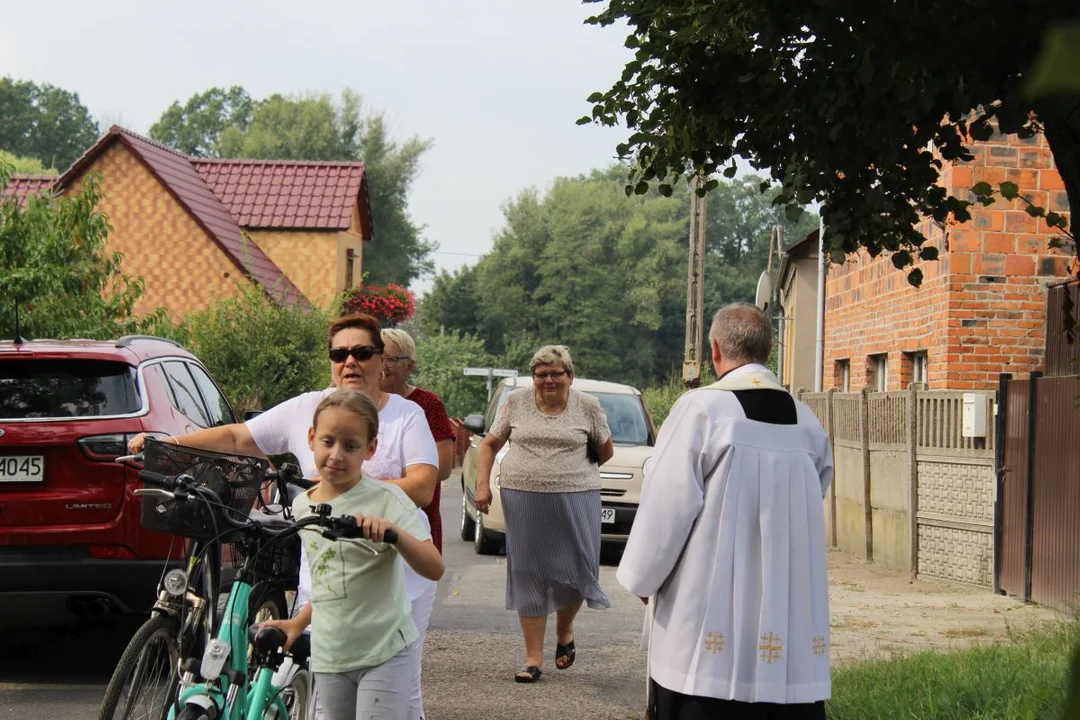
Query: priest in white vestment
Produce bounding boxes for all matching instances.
[617,303,833,720]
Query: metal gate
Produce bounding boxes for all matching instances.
[995,371,1080,608]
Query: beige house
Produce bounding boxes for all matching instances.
[5,126,374,319]
[776,230,822,393]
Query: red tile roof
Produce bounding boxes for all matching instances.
[3,175,56,205]
[193,159,372,234]
[56,127,308,305]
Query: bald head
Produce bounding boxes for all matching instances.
[709,303,773,366]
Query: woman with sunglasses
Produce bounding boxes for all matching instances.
[473,344,615,684]
[128,313,439,719]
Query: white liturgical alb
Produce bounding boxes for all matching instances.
[617,364,833,704]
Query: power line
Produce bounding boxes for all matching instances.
[431,250,484,258]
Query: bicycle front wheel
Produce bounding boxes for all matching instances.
[98,614,180,720]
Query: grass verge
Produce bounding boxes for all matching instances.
[827,620,1079,719]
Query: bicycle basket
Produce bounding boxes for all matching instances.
[139,439,270,542]
[236,533,302,589]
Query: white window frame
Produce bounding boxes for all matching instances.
[837,359,851,392]
[908,351,928,388]
[871,354,888,392]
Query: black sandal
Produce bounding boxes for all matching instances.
[555,639,576,669]
[515,665,542,683]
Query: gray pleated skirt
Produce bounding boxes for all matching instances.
[501,487,611,617]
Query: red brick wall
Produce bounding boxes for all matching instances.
[823,132,1071,391]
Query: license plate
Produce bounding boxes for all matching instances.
[0,456,44,483]
[601,507,616,524]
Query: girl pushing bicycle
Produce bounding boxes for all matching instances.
[263,389,444,720]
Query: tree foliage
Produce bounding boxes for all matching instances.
[580,0,1078,284]
[0,149,56,175]
[419,166,815,389]
[0,77,99,171]
[412,330,496,417]
[149,87,434,286]
[0,164,157,340]
[150,286,331,413]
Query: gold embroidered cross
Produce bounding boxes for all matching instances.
[759,632,783,664]
[813,636,828,656]
[704,632,725,654]
[751,376,763,386]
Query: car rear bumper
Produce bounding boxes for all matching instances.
[0,548,175,619]
[600,502,637,544]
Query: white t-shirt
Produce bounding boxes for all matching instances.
[246,389,438,603]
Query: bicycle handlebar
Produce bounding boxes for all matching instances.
[135,468,397,544]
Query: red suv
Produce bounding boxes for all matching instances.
[0,335,238,624]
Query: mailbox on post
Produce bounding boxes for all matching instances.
[962,393,987,438]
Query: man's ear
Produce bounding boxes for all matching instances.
[711,338,722,366]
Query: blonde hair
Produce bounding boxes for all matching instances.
[312,390,380,444]
[530,344,574,375]
[380,328,416,360]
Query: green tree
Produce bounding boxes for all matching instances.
[0,150,56,175]
[412,330,495,417]
[0,164,156,339]
[0,77,99,171]
[150,88,434,286]
[581,1,1078,283]
[151,285,330,413]
[148,86,255,158]
[421,167,815,387]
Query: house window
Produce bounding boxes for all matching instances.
[870,354,888,392]
[906,351,928,388]
[345,249,356,288]
[835,360,851,392]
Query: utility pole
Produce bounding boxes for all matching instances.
[683,175,707,389]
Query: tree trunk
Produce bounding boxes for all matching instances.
[1038,96,1080,259]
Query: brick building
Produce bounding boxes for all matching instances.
[782,131,1072,392]
[5,126,373,319]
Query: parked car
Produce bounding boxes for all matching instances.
[0,335,239,624]
[459,376,656,554]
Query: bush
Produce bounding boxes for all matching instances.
[412,330,495,417]
[152,287,330,413]
[642,366,717,426]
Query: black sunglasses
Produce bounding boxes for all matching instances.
[329,345,383,363]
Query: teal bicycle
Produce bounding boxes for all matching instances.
[130,440,395,720]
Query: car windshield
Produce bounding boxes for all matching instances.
[0,359,140,419]
[591,392,651,446]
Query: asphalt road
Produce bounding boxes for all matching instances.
[0,478,649,720]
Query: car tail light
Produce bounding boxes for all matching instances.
[77,432,168,461]
[88,545,136,559]
[77,433,138,461]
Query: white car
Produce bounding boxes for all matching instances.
[459,376,655,554]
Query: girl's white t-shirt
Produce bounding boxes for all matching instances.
[246,389,438,603]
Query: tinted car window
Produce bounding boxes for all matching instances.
[0,359,140,419]
[187,363,233,426]
[162,361,211,427]
[592,392,652,446]
[484,385,514,430]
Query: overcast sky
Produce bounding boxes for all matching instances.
[0,1,637,294]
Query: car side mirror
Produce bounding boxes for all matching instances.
[244,410,263,421]
[463,414,485,435]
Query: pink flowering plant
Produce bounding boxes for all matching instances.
[340,282,416,326]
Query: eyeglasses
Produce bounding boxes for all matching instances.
[329,345,383,363]
[384,355,412,367]
[533,371,568,380]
